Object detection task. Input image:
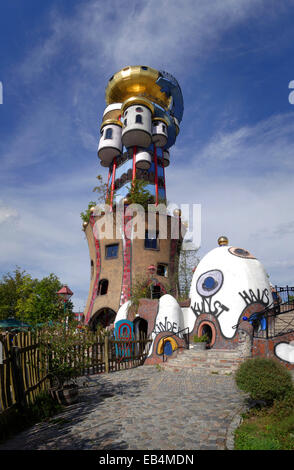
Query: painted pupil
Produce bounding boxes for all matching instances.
[235,248,249,256]
[202,276,217,290]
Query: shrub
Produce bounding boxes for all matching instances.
[235,357,294,404]
[193,334,209,343]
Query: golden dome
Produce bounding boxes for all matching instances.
[121,96,154,115]
[218,236,229,246]
[105,65,172,111]
[100,118,123,131]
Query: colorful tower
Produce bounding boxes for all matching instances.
[83,66,184,330]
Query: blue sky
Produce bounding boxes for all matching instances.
[0,0,294,310]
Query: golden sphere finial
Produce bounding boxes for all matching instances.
[173,209,181,218]
[218,236,229,246]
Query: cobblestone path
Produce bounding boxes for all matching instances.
[0,366,246,451]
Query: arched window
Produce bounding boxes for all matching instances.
[91,260,94,279]
[97,279,108,296]
[135,114,143,124]
[105,128,113,139]
[135,106,143,113]
[123,118,127,127]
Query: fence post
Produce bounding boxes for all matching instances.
[104,335,109,373]
[11,346,26,408]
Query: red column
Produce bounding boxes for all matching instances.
[110,157,117,210]
[106,166,111,203]
[132,145,137,183]
[162,154,166,202]
[154,144,159,206]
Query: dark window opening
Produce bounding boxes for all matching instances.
[105,128,113,139]
[135,114,143,124]
[144,230,158,249]
[98,279,108,296]
[135,106,143,113]
[123,118,127,127]
[91,260,94,279]
[106,244,119,258]
[151,285,161,299]
[157,263,168,277]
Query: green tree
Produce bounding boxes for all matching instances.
[16,273,73,325]
[0,269,73,325]
[0,267,27,320]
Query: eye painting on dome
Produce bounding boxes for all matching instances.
[196,270,224,297]
[228,247,256,259]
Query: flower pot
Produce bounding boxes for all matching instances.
[50,385,79,406]
[192,343,206,351]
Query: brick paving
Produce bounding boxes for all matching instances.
[0,365,247,451]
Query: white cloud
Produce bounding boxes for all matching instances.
[16,0,270,82]
[0,202,18,225]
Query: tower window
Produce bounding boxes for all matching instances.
[135,107,143,113]
[97,279,108,296]
[123,118,127,127]
[157,264,168,277]
[135,114,143,124]
[144,230,158,250]
[105,128,113,139]
[151,285,161,299]
[106,243,119,258]
[91,260,94,279]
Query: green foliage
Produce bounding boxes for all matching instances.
[25,391,63,422]
[92,174,108,203]
[234,400,294,450]
[126,178,155,210]
[129,275,152,316]
[80,175,112,223]
[40,321,95,387]
[193,334,209,343]
[0,268,72,326]
[0,391,63,444]
[235,357,294,404]
[0,267,27,320]
[80,200,97,223]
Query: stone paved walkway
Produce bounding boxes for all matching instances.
[0,366,247,451]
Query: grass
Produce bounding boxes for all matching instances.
[234,400,294,450]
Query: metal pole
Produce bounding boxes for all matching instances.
[154,144,159,206]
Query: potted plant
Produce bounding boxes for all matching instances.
[40,320,94,405]
[191,333,209,350]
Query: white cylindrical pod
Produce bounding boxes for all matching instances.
[121,97,154,149]
[135,148,152,170]
[102,103,122,123]
[162,149,170,167]
[173,116,180,136]
[98,119,123,164]
[99,159,110,167]
[152,117,168,148]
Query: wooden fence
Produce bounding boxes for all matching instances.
[0,330,151,416]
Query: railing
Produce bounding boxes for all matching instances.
[162,327,190,362]
[248,300,294,340]
[273,285,294,304]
